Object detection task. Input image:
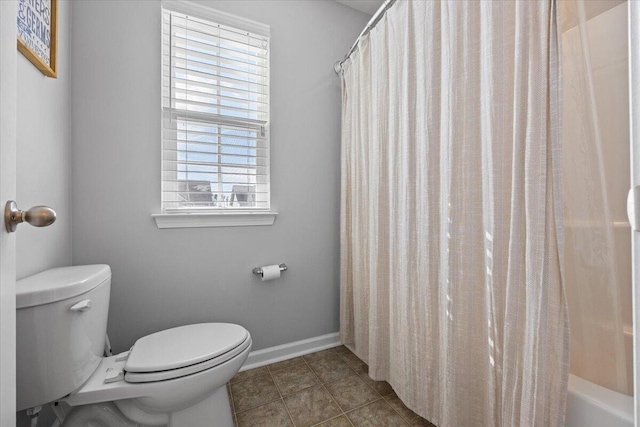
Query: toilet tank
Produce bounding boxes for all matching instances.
[16,265,111,411]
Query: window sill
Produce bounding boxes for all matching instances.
[152,211,278,229]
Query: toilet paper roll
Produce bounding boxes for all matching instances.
[261,264,281,281]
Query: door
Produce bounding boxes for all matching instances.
[630,1,640,424]
[0,0,17,425]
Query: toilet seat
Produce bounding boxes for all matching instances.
[63,331,252,408]
[124,323,250,383]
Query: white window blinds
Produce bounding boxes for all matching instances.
[162,7,270,212]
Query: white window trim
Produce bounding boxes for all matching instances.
[152,211,278,229]
[161,0,270,37]
[154,1,276,228]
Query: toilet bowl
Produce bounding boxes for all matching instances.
[62,402,138,427]
[64,323,251,426]
[16,265,250,427]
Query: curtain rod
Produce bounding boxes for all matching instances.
[334,0,397,74]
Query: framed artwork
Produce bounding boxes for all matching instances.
[17,0,58,78]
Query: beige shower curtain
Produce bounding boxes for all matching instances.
[339,1,568,426]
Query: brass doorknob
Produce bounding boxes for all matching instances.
[4,201,56,232]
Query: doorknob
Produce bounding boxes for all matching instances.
[4,201,56,232]
[628,187,640,231]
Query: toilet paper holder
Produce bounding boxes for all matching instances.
[252,263,288,275]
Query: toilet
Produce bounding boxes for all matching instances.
[16,264,251,426]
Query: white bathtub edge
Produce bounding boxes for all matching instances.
[566,374,633,427]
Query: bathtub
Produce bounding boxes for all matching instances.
[565,374,633,427]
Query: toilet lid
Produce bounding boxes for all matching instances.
[124,333,251,383]
[125,323,249,373]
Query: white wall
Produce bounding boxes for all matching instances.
[71,0,368,353]
[16,0,72,280]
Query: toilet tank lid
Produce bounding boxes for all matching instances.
[17,264,111,309]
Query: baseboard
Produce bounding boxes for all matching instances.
[240,332,341,371]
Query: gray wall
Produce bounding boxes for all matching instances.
[71,1,368,353]
[17,1,71,280]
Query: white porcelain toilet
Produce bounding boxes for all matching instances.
[16,264,251,426]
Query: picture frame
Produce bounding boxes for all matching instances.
[17,0,58,78]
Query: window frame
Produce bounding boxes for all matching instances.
[155,1,277,228]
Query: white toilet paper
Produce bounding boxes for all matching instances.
[261,264,281,281]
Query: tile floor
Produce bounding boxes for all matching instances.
[227,345,435,427]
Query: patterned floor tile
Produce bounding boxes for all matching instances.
[333,345,352,357]
[359,373,394,396]
[316,415,353,426]
[236,400,294,427]
[226,347,436,426]
[231,366,269,384]
[347,399,409,426]
[271,362,319,396]
[307,353,355,383]
[384,393,436,426]
[268,356,307,372]
[339,351,368,375]
[283,385,342,427]
[303,348,337,363]
[230,373,280,412]
[325,375,380,411]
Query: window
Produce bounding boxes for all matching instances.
[160,5,271,222]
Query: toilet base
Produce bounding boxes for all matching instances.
[63,387,233,427]
[169,387,233,427]
[63,402,140,426]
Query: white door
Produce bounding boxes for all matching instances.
[0,1,17,425]
[630,1,640,425]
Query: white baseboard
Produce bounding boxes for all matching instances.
[240,332,341,371]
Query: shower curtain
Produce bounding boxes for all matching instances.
[339,1,568,426]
